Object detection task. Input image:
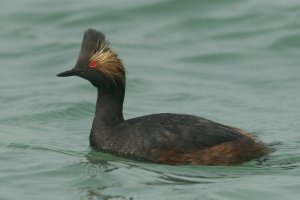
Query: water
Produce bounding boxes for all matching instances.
[1,0,300,199]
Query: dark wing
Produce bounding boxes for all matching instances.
[126,113,247,153]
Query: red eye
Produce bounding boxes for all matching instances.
[89,60,97,68]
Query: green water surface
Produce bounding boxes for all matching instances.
[0,0,300,199]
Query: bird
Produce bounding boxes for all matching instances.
[57,29,271,165]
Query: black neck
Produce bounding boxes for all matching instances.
[93,86,125,128]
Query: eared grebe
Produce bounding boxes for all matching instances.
[57,29,270,165]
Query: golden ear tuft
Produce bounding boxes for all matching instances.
[90,41,125,87]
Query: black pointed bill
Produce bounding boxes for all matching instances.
[57,69,83,77]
